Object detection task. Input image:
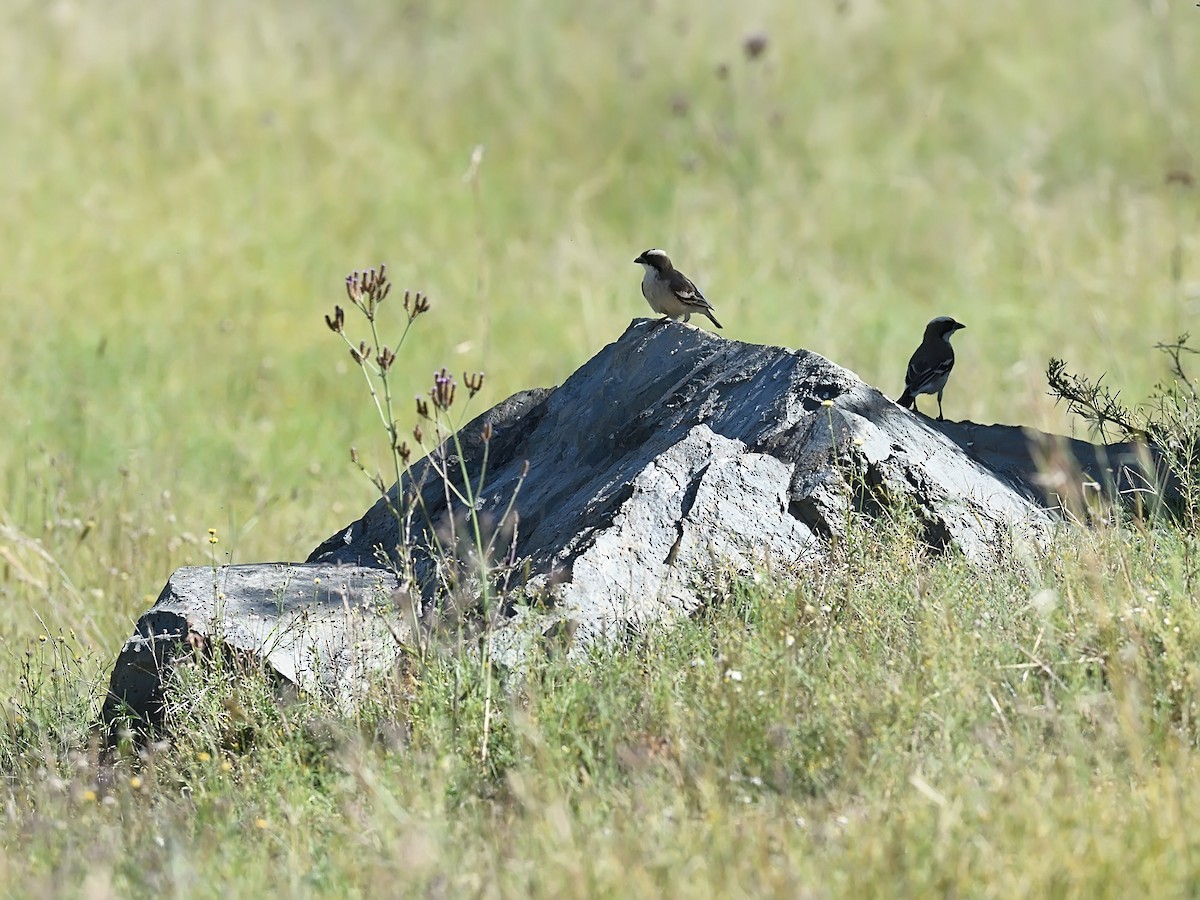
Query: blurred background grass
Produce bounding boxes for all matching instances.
[4,2,1200,894]
[0,0,1196,676]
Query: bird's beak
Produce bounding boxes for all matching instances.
[956,323,966,331]
[633,255,643,264]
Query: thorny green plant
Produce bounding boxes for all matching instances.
[1048,334,1200,530]
[326,264,528,763]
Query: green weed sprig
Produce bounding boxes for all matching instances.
[327,264,526,763]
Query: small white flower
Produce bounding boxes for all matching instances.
[724,669,743,682]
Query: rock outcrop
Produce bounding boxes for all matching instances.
[103,320,1168,732]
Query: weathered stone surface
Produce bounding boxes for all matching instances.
[104,320,1170,731]
[101,564,404,732]
[310,319,1057,581]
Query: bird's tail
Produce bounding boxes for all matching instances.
[706,311,723,330]
[896,390,914,409]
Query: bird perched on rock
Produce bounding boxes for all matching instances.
[634,249,723,330]
[896,316,966,421]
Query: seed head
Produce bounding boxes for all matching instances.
[403,290,431,321]
[743,32,768,60]
[324,306,345,333]
[344,264,392,318]
[431,368,456,411]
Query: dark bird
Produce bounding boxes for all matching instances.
[896,316,966,421]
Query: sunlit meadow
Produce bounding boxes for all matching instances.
[1,0,1198,895]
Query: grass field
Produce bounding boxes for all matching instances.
[1,0,1199,894]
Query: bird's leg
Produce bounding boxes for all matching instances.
[936,389,945,422]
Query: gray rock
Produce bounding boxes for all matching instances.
[103,320,1170,731]
[101,564,406,733]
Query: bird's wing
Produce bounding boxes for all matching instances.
[905,344,955,393]
[666,269,715,311]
